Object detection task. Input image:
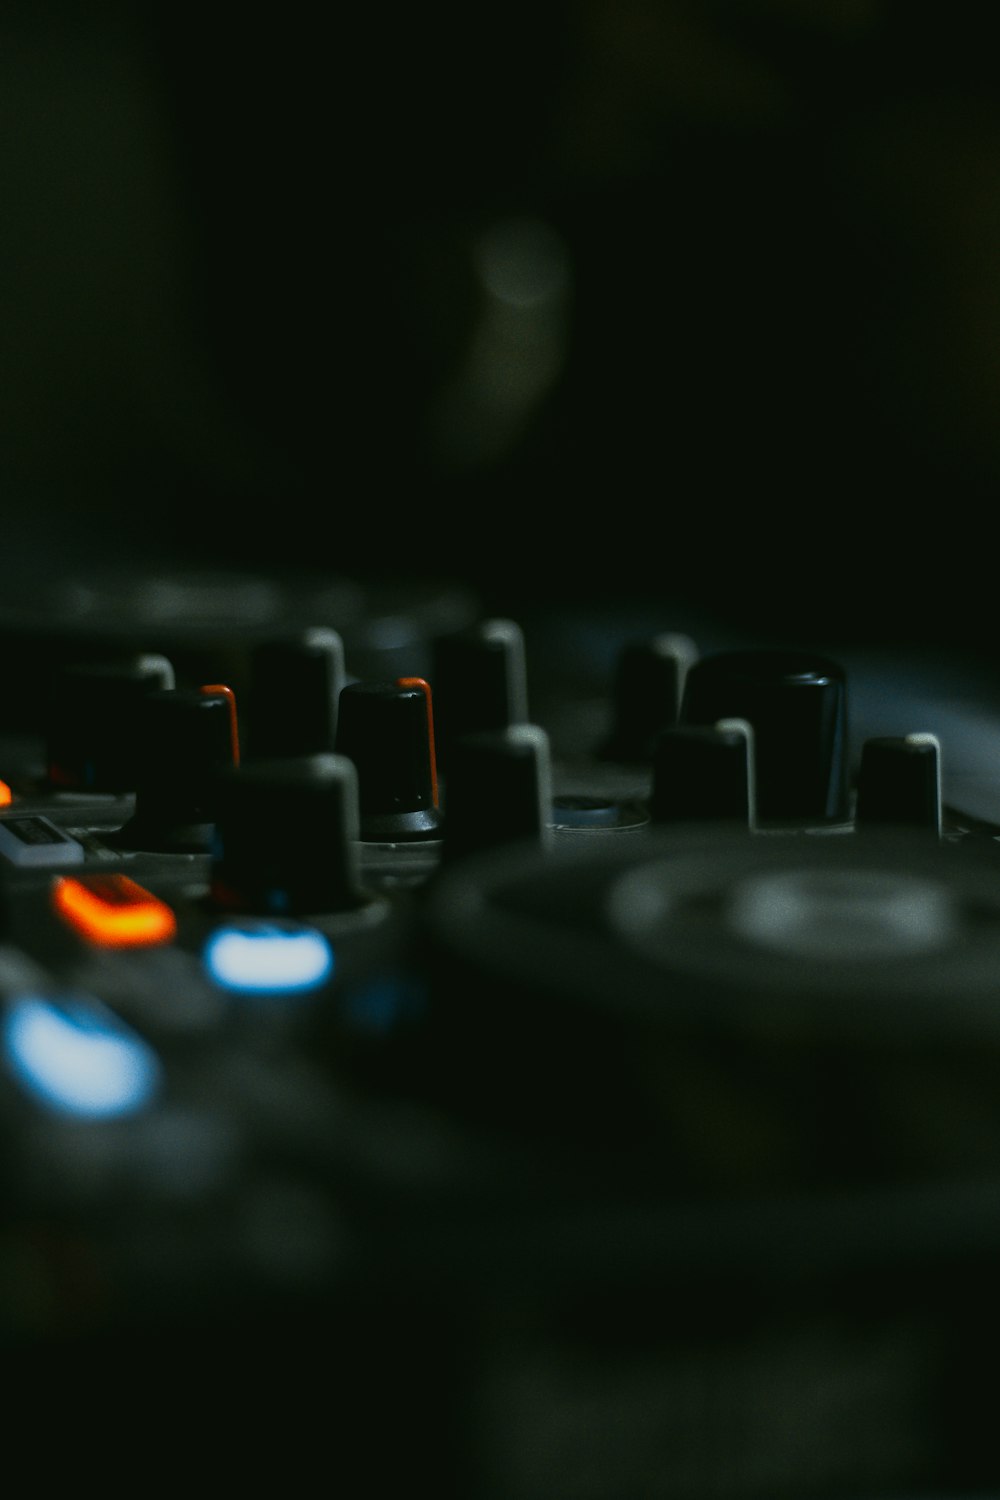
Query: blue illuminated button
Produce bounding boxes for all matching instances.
[2,996,161,1119]
[203,921,334,995]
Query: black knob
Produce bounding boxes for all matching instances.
[680,650,849,823]
[601,634,698,763]
[335,680,441,841]
[650,718,755,827]
[115,686,240,851]
[855,733,942,834]
[441,724,553,863]
[431,619,528,771]
[209,753,367,914]
[46,654,176,792]
[248,628,346,758]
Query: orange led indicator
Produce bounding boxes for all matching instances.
[0,780,12,808]
[200,683,240,766]
[396,676,438,806]
[52,874,177,949]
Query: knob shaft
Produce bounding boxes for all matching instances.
[335,680,441,841]
[650,718,755,827]
[601,634,698,763]
[855,733,942,834]
[46,655,175,792]
[115,687,239,851]
[248,628,345,758]
[442,724,553,863]
[680,650,849,823]
[431,619,528,772]
[210,753,367,914]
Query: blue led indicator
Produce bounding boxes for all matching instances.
[203,922,334,995]
[2,996,161,1119]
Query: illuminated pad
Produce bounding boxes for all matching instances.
[1,995,161,1118]
[204,921,334,995]
[52,875,177,948]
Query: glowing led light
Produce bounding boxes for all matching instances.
[203,922,334,995]
[0,781,12,808]
[52,875,177,948]
[2,996,161,1118]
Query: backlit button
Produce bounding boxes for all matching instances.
[1,994,161,1118]
[203,920,334,995]
[52,874,177,949]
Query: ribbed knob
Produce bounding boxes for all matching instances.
[46,655,176,792]
[248,628,345,758]
[601,634,698,762]
[650,718,755,827]
[855,733,942,835]
[431,619,528,771]
[680,650,849,823]
[442,724,552,863]
[209,753,367,914]
[335,680,441,841]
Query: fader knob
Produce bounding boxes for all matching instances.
[441,724,553,863]
[650,718,755,827]
[431,619,528,771]
[247,628,345,758]
[601,634,698,763]
[46,654,176,792]
[115,687,239,852]
[855,733,942,835]
[335,680,441,841]
[680,650,849,823]
[209,754,367,914]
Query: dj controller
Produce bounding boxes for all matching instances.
[2,560,1000,1496]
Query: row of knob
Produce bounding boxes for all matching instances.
[23,621,943,900]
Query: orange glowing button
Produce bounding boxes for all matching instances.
[0,780,12,808]
[52,874,178,949]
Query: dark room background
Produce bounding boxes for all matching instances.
[3,1,998,649]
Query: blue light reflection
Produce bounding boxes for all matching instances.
[203,921,334,996]
[2,996,161,1119]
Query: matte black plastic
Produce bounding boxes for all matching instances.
[681,650,849,823]
[248,628,345,758]
[335,680,441,840]
[431,618,528,771]
[650,723,753,826]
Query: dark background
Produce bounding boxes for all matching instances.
[3,1,998,646]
